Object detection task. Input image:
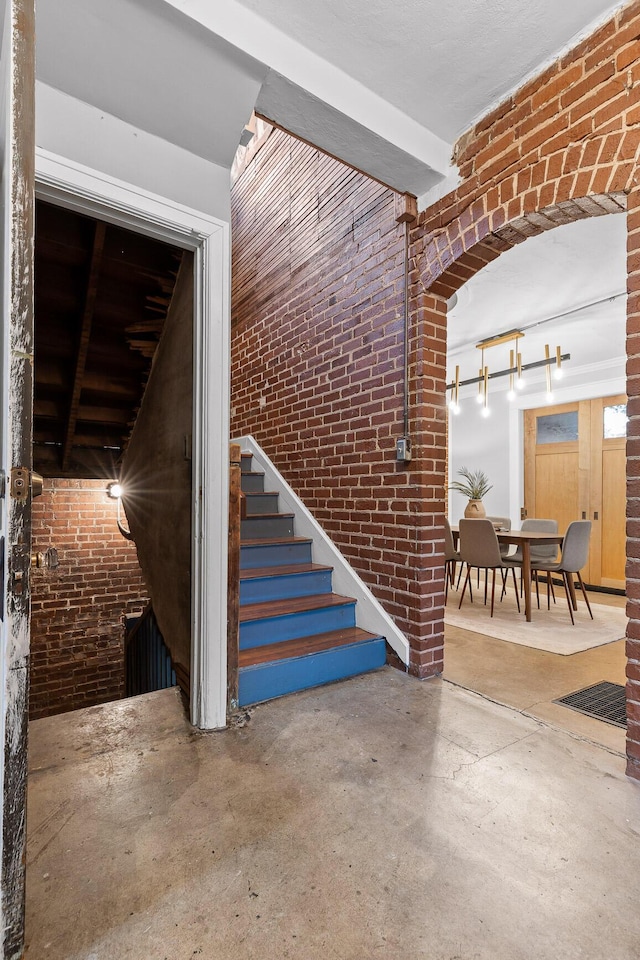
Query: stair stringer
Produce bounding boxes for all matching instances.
[233,434,409,665]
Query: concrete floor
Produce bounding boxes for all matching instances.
[27,669,640,960]
[444,588,627,754]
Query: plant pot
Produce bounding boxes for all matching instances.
[464,499,486,519]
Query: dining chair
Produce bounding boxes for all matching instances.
[486,515,512,559]
[458,518,521,617]
[443,518,461,602]
[508,518,558,607]
[530,520,593,624]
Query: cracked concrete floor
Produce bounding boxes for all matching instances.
[26,670,640,960]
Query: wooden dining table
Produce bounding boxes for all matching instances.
[451,526,565,623]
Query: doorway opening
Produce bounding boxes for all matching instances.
[443,213,628,751]
[30,198,192,721]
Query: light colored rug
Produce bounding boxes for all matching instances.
[445,581,627,655]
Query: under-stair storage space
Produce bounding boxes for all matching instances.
[238,452,386,706]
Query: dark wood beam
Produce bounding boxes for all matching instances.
[61,220,106,471]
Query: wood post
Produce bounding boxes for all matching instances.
[227,443,242,712]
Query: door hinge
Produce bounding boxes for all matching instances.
[10,468,43,501]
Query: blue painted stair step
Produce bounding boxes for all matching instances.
[236,450,388,707]
[238,628,386,707]
[240,537,313,570]
[239,594,357,649]
[240,563,333,604]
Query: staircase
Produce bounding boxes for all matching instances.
[238,452,387,706]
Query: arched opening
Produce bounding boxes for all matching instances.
[441,212,627,749]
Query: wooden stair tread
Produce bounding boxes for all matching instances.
[243,511,293,519]
[240,593,355,622]
[241,536,312,546]
[240,563,332,580]
[244,490,278,497]
[239,627,383,667]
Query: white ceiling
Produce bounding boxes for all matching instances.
[447,213,627,392]
[34,0,629,390]
[36,0,624,200]
[35,0,266,168]
[233,0,623,143]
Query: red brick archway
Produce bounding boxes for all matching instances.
[407,0,640,776]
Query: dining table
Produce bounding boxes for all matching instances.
[451,525,566,623]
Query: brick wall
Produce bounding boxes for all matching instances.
[30,479,149,719]
[231,131,445,676]
[405,0,640,776]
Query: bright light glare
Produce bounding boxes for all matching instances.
[481,406,490,418]
[507,389,516,401]
[107,482,123,500]
[553,367,563,380]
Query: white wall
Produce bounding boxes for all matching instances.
[448,394,512,524]
[35,82,231,222]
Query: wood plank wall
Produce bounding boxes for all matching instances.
[231,128,447,678]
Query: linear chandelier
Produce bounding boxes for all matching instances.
[447,328,570,417]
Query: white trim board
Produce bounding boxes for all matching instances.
[36,148,230,730]
[233,434,410,664]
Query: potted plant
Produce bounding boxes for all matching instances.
[450,466,493,518]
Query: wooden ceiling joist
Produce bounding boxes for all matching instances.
[61,221,106,472]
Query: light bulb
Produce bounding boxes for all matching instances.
[481,406,490,418]
[546,391,554,404]
[450,401,460,415]
[107,482,123,499]
[507,389,516,401]
[553,367,563,380]
[475,392,484,404]
[516,377,525,390]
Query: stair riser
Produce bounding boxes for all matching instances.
[240,603,356,649]
[244,493,280,515]
[240,455,253,474]
[241,515,294,540]
[238,639,387,707]
[240,474,265,494]
[240,569,332,605]
[240,541,312,569]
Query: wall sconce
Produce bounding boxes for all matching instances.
[106,481,133,541]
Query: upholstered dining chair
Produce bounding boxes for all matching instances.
[529,519,593,625]
[458,518,521,617]
[444,518,461,602]
[508,517,558,607]
[486,515,512,559]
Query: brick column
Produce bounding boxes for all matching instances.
[405,290,448,677]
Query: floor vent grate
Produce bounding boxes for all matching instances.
[554,681,626,728]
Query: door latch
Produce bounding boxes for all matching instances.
[10,468,43,501]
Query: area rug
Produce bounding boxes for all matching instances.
[445,584,627,655]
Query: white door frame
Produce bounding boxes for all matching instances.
[35,148,230,730]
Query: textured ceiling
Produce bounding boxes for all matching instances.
[234,0,623,142]
[36,0,624,196]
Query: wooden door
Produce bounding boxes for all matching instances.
[0,1,35,956]
[524,395,626,589]
[590,395,626,589]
